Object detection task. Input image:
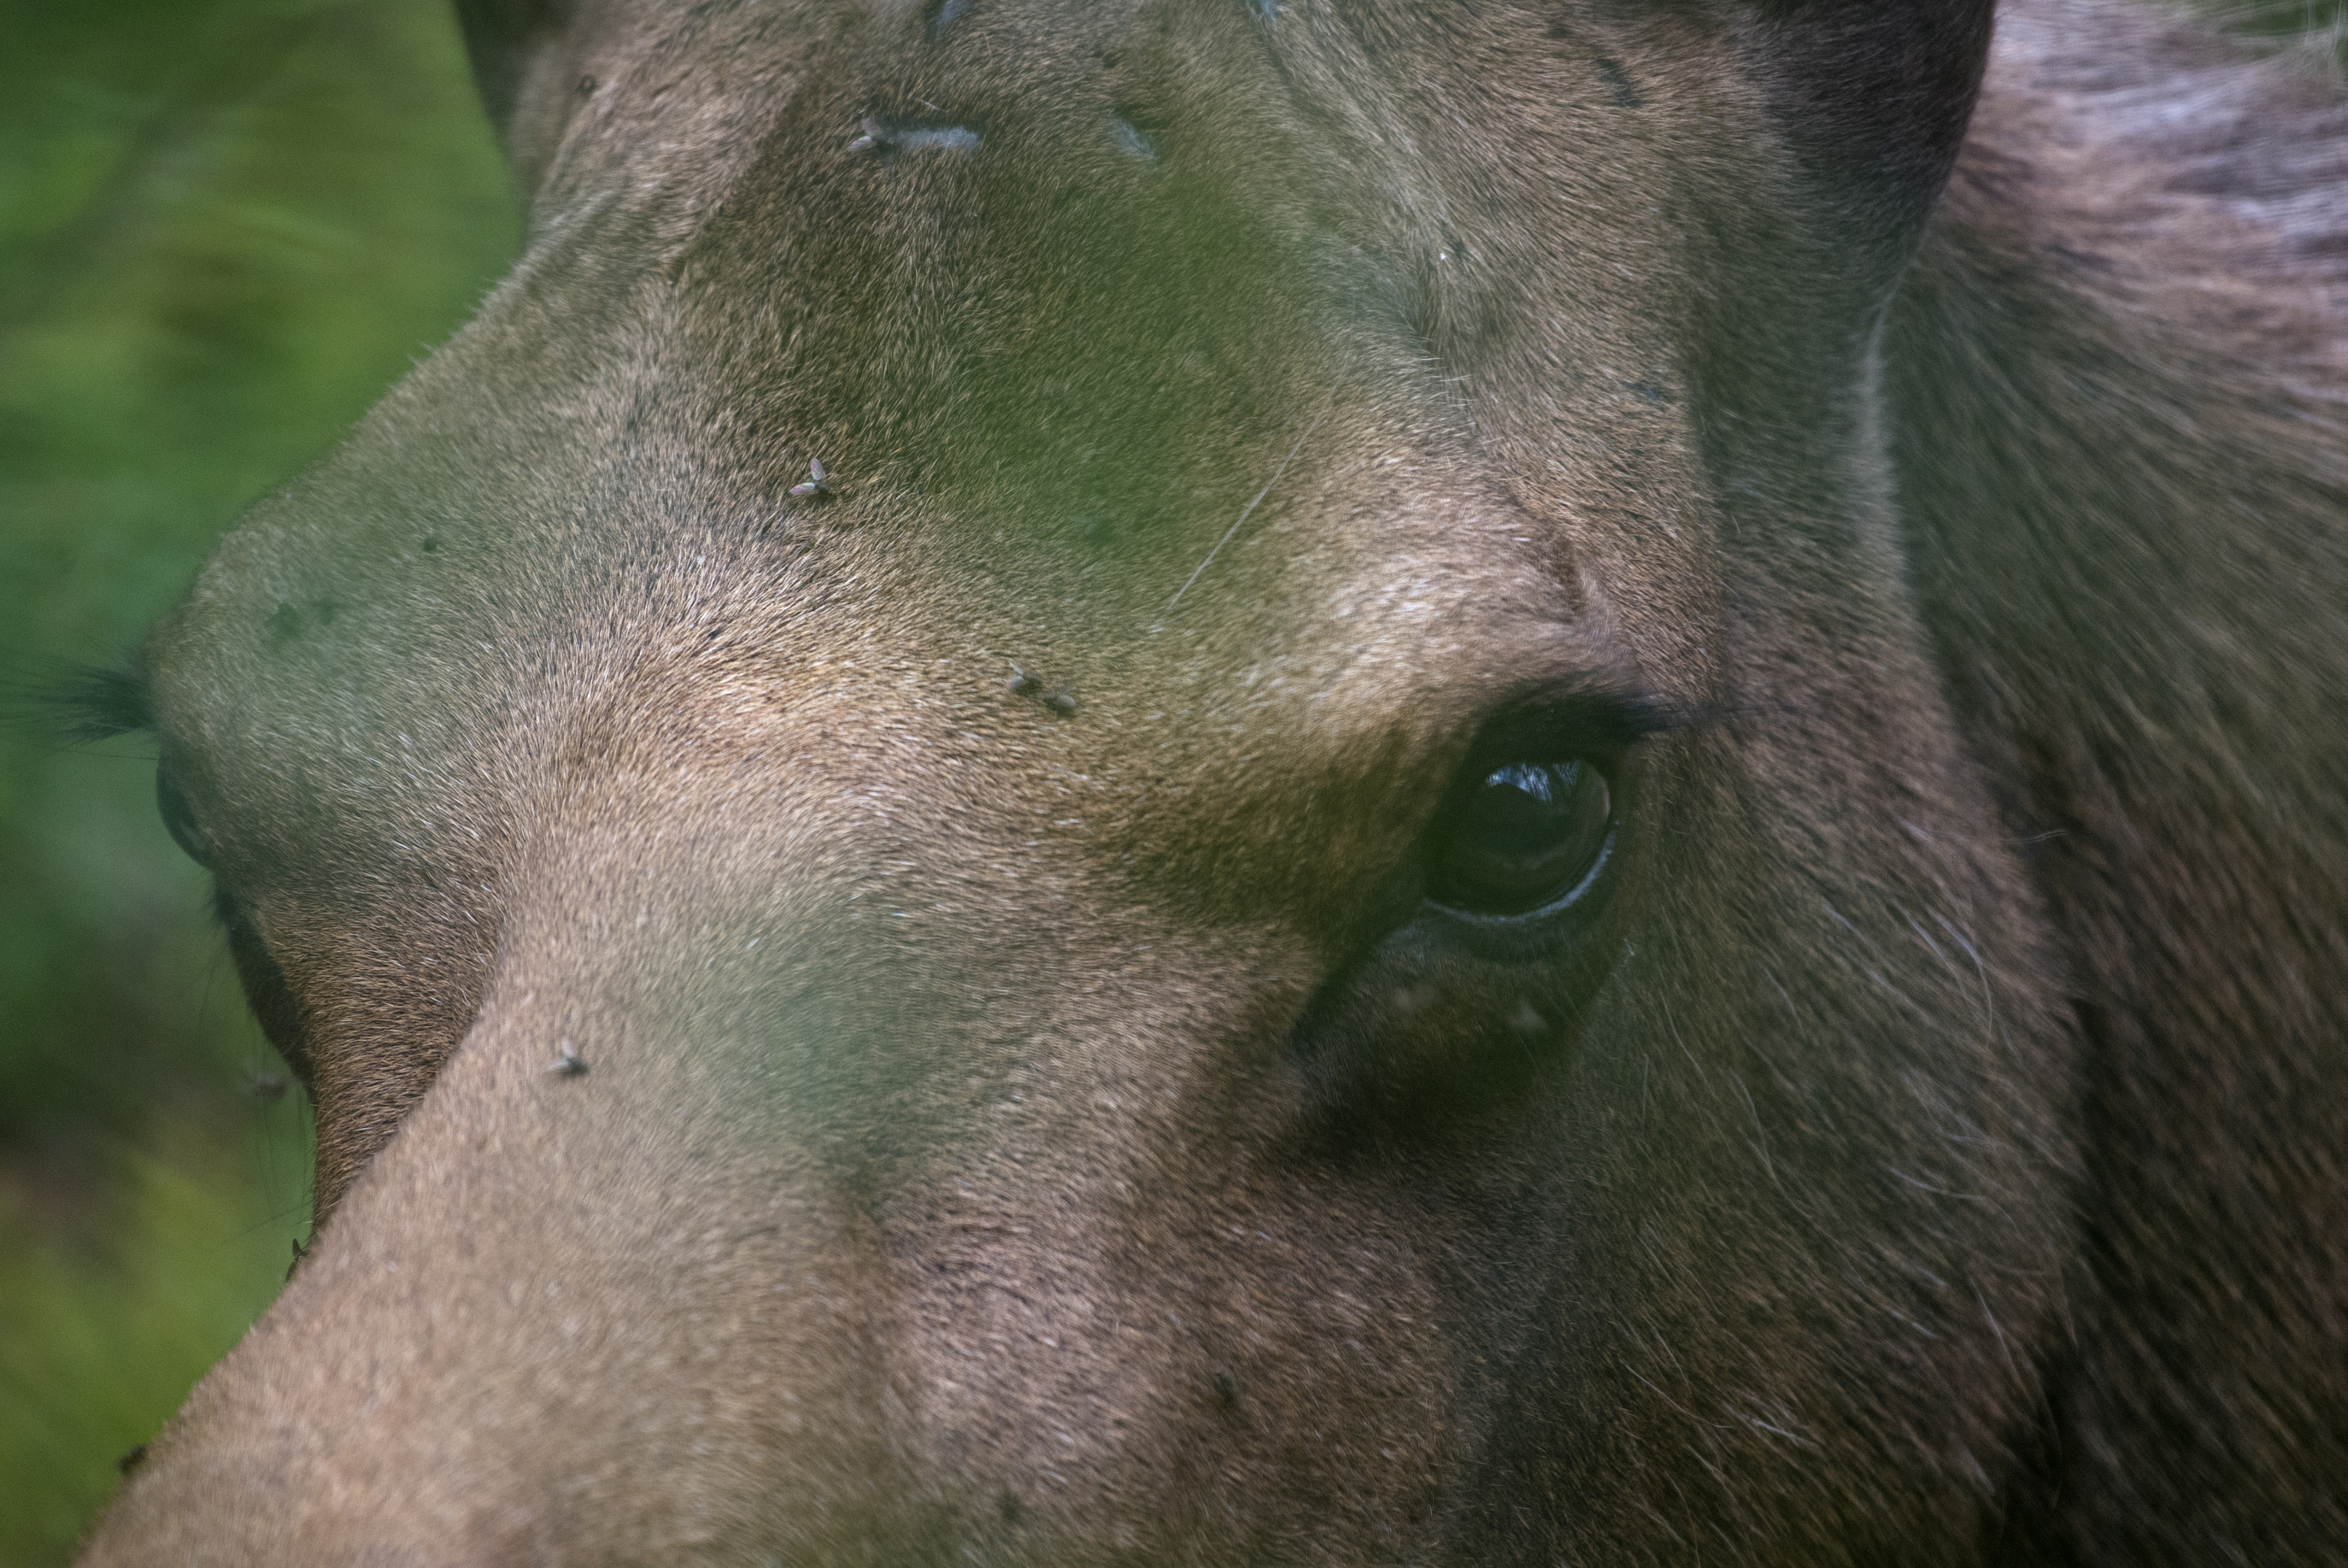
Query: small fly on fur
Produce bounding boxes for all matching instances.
[789,457,833,499]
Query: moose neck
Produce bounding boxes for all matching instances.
[1884,6,2348,1551]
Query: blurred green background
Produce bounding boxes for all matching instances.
[2,1,513,1559]
[0,0,2339,1561]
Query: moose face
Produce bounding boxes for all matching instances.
[85,1,2079,1562]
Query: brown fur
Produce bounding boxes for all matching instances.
[1890,7,2348,1555]
[75,0,2345,1562]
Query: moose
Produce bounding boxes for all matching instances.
[73,0,2346,1561]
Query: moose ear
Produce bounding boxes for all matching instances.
[452,0,578,155]
[1746,2,1996,264]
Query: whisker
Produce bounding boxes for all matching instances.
[1162,383,1339,616]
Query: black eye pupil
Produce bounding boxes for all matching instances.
[1429,760,1611,916]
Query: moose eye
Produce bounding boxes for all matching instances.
[1429,761,1611,917]
[156,766,213,867]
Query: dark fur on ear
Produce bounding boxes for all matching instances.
[453,0,573,144]
[1746,2,1999,270]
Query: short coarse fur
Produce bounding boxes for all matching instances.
[73,1,2346,1563]
[1890,7,2348,1555]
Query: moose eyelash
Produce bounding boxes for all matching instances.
[1462,678,1693,767]
[37,661,155,742]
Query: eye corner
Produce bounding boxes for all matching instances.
[155,761,215,869]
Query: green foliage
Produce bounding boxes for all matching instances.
[0,0,2338,1562]
[0,1119,312,1564]
[0,0,511,1558]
